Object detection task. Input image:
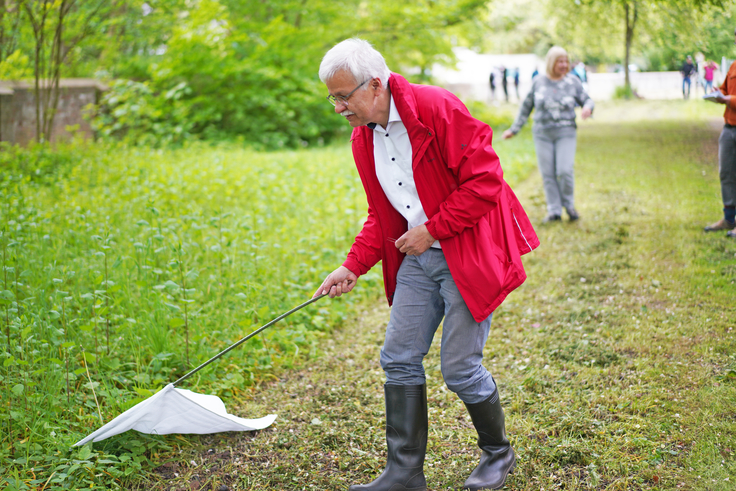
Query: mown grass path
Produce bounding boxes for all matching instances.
[139,101,736,491]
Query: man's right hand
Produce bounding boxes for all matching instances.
[502,129,515,139]
[313,265,358,298]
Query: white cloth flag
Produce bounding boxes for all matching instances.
[74,384,277,446]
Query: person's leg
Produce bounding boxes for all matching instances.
[721,127,736,226]
[431,258,494,404]
[720,126,736,208]
[350,255,442,491]
[380,255,444,386]
[554,126,578,219]
[533,129,563,219]
[706,126,736,232]
[421,250,513,491]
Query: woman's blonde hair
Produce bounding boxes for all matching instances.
[545,46,569,78]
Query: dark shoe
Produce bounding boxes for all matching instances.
[542,214,561,224]
[349,384,428,491]
[704,218,735,232]
[566,208,580,221]
[463,390,516,490]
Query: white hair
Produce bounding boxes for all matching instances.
[545,46,568,78]
[319,38,391,87]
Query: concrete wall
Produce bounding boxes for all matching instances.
[586,71,697,101]
[0,79,105,146]
[433,48,709,103]
[432,50,543,105]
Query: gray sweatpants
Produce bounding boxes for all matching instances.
[533,126,577,216]
[718,125,736,207]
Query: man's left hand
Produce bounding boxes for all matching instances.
[715,93,731,105]
[395,224,435,256]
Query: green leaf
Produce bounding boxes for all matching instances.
[77,445,92,460]
[169,318,185,327]
[164,280,180,290]
[11,384,24,396]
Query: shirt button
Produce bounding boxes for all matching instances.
[391,158,395,161]
[406,205,410,209]
[385,134,389,137]
[398,182,402,186]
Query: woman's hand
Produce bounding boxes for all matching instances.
[502,129,515,139]
[581,107,592,120]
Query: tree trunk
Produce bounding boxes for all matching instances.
[43,0,68,142]
[624,1,638,92]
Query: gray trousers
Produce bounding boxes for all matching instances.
[533,126,577,216]
[718,125,736,207]
[380,249,496,404]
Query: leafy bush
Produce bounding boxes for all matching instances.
[0,141,79,182]
[92,2,348,149]
[92,80,195,147]
[464,100,516,130]
[613,84,637,100]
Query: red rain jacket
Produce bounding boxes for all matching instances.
[342,73,540,322]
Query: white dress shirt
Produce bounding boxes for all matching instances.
[371,96,440,248]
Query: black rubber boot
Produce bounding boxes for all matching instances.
[348,384,428,491]
[463,389,516,490]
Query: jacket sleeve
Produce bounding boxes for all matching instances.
[423,94,505,241]
[509,81,535,134]
[575,78,594,112]
[342,196,383,278]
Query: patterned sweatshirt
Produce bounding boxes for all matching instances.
[509,74,594,134]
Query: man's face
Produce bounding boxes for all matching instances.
[325,70,378,128]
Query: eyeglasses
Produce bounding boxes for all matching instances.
[326,78,370,107]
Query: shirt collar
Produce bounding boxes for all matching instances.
[368,95,401,131]
[388,95,401,124]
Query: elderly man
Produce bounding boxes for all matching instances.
[314,38,539,491]
[705,29,736,237]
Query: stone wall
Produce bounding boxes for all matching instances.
[0,79,106,146]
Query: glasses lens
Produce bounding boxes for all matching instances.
[327,95,347,107]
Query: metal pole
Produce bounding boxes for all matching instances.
[173,294,328,387]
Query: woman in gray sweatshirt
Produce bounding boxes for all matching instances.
[503,46,594,223]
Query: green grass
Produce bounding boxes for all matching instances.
[115,99,734,491]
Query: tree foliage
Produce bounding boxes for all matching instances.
[476,0,736,77]
[2,0,489,148]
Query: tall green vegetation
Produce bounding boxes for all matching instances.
[0,141,379,488]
